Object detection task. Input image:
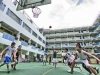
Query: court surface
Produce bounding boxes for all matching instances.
[0,63,100,75]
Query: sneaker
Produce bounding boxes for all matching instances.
[88,73,94,75]
[67,70,71,72]
[11,64,13,68]
[96,68,99,74]
[13,67,16,70]
[7,71,10,73]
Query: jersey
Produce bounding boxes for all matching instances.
[43,55,46,60]
[53,52,57,58]
[76,50,87,60]
[16,48,21,56]
[5,46,16,58]
[66,52,74,62]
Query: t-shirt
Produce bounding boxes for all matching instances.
[76,50,87,60]
[66,52,74,62]
[43,55,46,60]
[5,46,16,57]
[16,48,21,56]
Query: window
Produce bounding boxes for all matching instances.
[38,36,42,41]
[43,40,45,44]
[6,8,22,25]
[32,31,37,37]
[0,3,6,11]
[23,22,31,33]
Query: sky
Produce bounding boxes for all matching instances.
[25,0,100,29]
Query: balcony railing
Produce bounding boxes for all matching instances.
[31,46,36,50]
[21,41,28,47]
[2,32,14,41]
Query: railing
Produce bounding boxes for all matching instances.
[21,41,28,47]
[31,46,36,50]
[2,32,14,41]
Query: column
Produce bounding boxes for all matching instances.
[35,43,38,48]
[40,46,42,50]
[15,32,20,41]
[28,39,31,45]
[0,23,1,28]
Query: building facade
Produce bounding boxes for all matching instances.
[0,0,46,61]
[43,13,100,63]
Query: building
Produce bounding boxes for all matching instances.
[0,0,46,61]
[43,13,100,63]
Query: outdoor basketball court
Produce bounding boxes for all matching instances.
[0,63,100,75]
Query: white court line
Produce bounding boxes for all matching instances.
[17,66,86,75]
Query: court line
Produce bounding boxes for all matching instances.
[42,68,54,75]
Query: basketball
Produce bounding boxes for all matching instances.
[49,26,52,28]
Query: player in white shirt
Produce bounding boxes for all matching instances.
[43,54,46,66]
[65,48,82,72]
[70,43,100,75]
[0,42,16,73]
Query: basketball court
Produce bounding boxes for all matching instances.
[0,63,100,75]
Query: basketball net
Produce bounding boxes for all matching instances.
[32,7,41,18]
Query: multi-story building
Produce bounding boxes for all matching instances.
[43,13,100,63]
[0,0,46,61]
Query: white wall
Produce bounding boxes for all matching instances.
[0,0,46,48]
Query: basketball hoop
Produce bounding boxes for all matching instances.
[32,7,41,18]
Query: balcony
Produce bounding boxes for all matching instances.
[31,46,36,50]
[46,39,55,43]
[21,41,28,47]
[2,32,14,41]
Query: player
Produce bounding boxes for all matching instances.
[11,45,23,70]
[0,42,16,73]
[70,43,100,75]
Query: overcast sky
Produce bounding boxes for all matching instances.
[25,0,100,29]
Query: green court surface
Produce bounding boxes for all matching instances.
[0,63,100,75]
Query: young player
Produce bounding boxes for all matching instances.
[43,54,46,66]
[52,47,58,68]
[49,56,51,65]
[65,48,82,72]
[0,42,16,73]
[82,49,99,75]
[70,43,100,75]
[11,45,23,70]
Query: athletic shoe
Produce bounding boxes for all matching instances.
[88,73,94,75]
[67,70,71,72]
[13,67,16,70]
[7,71,10,73]
[96,68,99,74]
[67,70,74,72]
[11,64,13,68]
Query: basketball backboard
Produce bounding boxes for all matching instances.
[16,0,51,10]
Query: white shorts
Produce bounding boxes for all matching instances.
[64,60,67,63]
[75,58,90,66]
[52,58,58,63]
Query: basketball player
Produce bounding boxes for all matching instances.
[70,43,100,75]
[43,54,46,66]
[65,48,82,72]
[0,42,16,73]
[52,47,58,68]
[11,45,23,70]
[82,49,99,75]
